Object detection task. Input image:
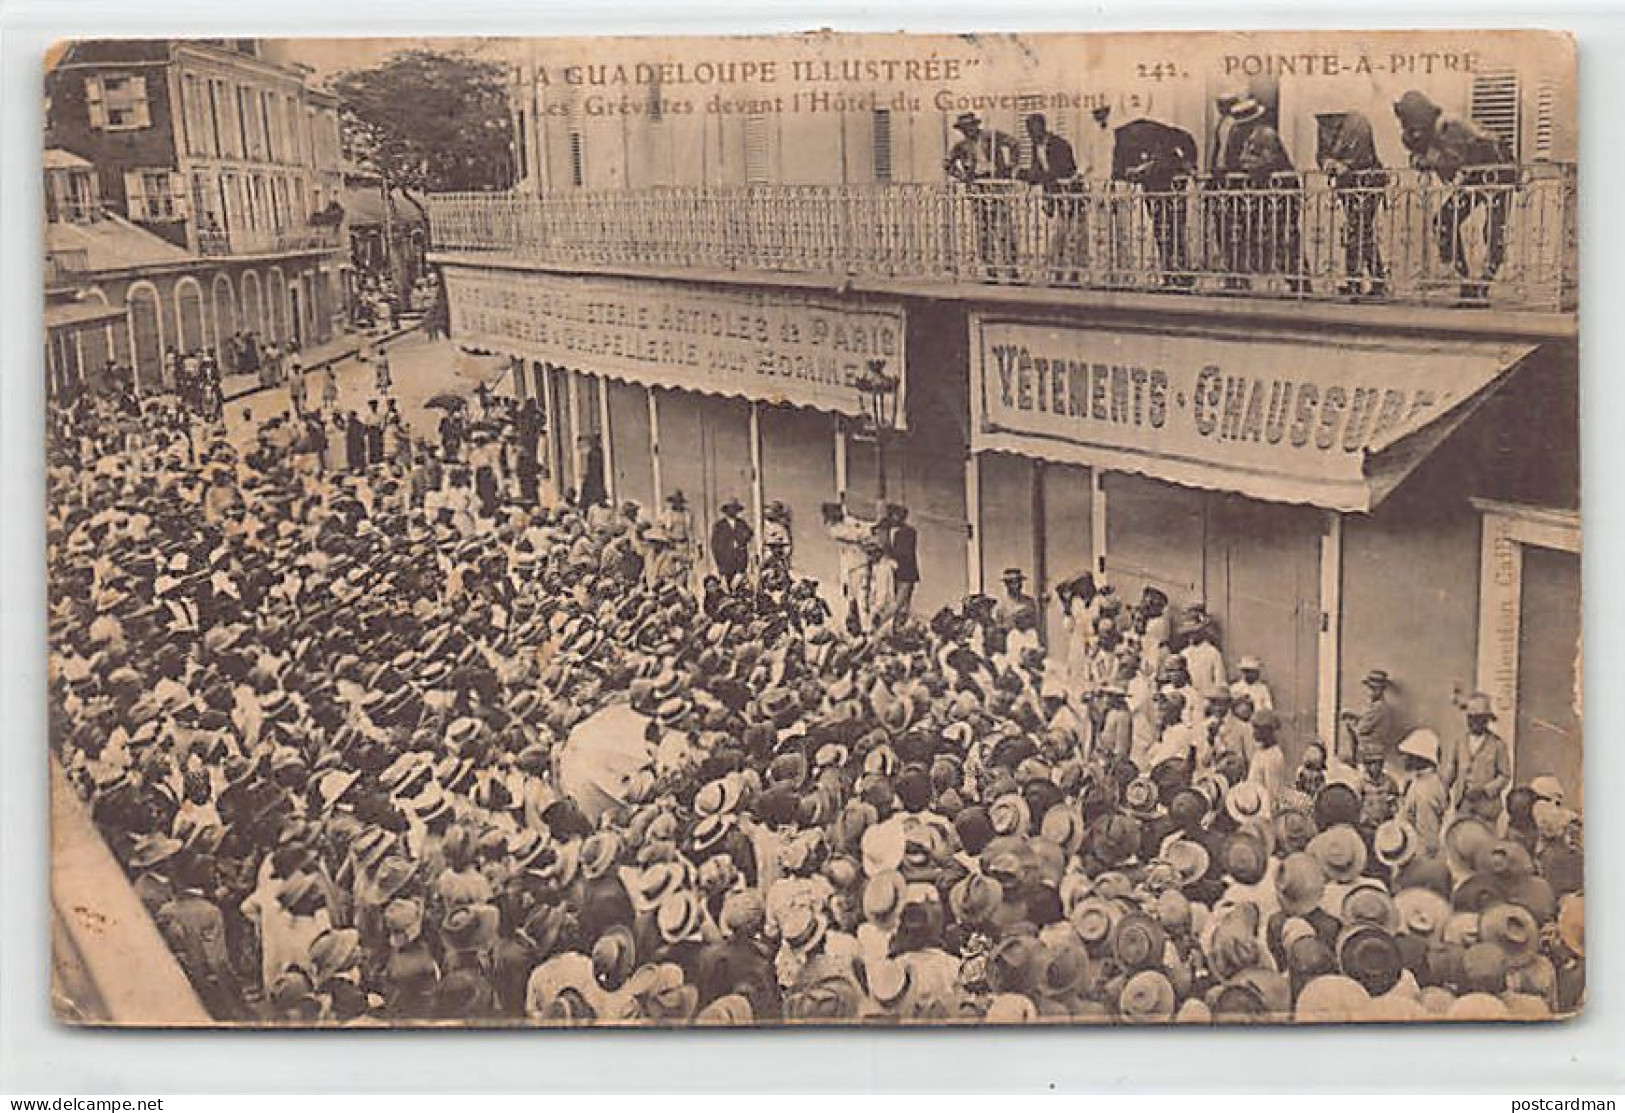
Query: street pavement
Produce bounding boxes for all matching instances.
[222,329,479,449]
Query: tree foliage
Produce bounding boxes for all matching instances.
[333,49,513,195]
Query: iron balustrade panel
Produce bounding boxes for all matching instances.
[426,165,1575,312]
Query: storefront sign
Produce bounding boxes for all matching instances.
[445,267,905,420]
[971,318,1532,512]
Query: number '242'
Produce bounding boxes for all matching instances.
[1136,61,1186,80]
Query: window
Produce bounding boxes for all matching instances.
[182,75,201,154]
[45,168,98,224]
[86,73,151,131]
[743,114,770,184]
[569,130,585,187]
[872,108,893,182]
[190,171,219,229]
[285,97,303,165]
[124,169,184,221]
[1470,70,1520,161]
[237,85,265,160]
[515,109,529,181]
[208,79,229,156]
[260,89,278,162]
[219,172,237,233]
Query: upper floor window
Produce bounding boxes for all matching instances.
[569,130,586,188]
[45,168,99,224]
[743,114,771,184]
[872,108,893,183]
[1471,70,1520,161]
[125,169,185,222]
[86,73,151,131]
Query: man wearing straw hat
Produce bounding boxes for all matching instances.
[945,111,1020,281]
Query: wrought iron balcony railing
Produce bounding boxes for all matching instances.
[427,166,1576,313]
[196,225,343,257]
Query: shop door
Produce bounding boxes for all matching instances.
[1516,547,1583,805]
[608,380,655,515]
[547,366,577,496]
[1206,496,1323,759]
[1042,461,1095,647]
[850,426,970,616]
[1103,473,1205,608]
[761,404,839,595]
[978,451,1038,605]
[656,391,753,575]
[288,284,304,349]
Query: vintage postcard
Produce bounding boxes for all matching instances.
[44,29,1580,1028]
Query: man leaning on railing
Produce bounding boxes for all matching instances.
[1236,120,1310,295]
[1112,117,1200,291]
[1396,89,1514,307]
[1317,110,1390,299]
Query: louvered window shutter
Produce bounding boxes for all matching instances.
[130,76,151,128]
[85,76,106,128]
[124,170,148,221]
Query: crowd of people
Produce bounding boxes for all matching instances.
[943,88,1516,304]
[47,349,1583,1027]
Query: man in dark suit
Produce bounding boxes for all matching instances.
[1113,118,1199,289]
[711,498,753,589]
[1021,113,1085,283]
[578,434,607,509]
[884,503,920,626]
[345,411,368,473]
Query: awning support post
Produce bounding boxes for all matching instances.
[1318,510,1345,747]
[749,401,764,537]
[648,387,662,507]
[834,418,849,504]
[1091,469,1108,579]
[965,451,982,596]
[598,375,615,506]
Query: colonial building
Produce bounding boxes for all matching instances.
[431,32,1579,798]
[45,38,350,389]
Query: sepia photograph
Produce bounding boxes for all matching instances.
[42,28,1581,1030]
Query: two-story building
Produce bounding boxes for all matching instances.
[430,31,1579,798]
[45,38,350,390]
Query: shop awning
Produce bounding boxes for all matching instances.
[970,317,1538,514]
[46,299,126,332]
[443,266,907,423]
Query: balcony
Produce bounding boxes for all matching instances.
[427,165,1576,314]
[196,224,343,258]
